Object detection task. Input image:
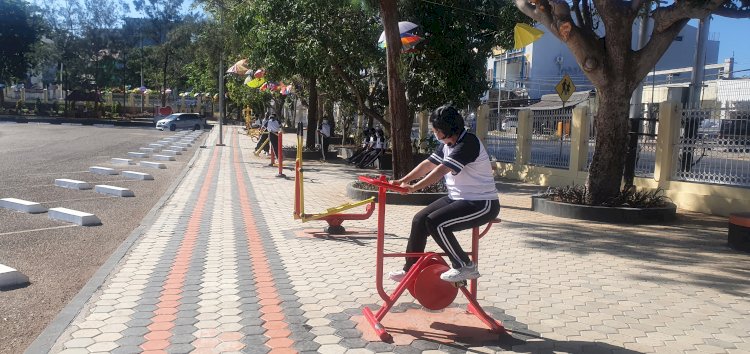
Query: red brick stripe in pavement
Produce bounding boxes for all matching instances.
[140,140,221,353]
[232,128,297,354]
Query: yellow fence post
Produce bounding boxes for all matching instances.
[655,102,680,187]
[569,106,590,173]
[516,109,532,165]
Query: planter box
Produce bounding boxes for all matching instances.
[531,195,677,224]
[346,182,445,206]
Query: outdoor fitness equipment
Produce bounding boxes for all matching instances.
[357,175,504,341]
[293,123,375,234]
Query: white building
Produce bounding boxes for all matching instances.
[489,20,720,100]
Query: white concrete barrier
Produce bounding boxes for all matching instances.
[139,147,155,153]
[55,179,92,190]
[0,198,47,214]
[161,150,181,156]
[177,142,192,147]
[111,158,135,165]
[95,185,135,197]
[153,154,176,161]
[170,146,187,151]
[140,161,166,169]
[122,171,153,180]
[48,207,101,226]
[128,152,148,158]
[89,166,118,175]
[0,264,29,289]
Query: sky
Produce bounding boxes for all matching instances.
[693,16,750,76]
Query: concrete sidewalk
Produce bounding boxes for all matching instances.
[30,126,750,353]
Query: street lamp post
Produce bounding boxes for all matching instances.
[216,6,225,146]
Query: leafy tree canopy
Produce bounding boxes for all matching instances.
[0,0,42,84]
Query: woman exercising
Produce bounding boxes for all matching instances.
[389,104,500,283]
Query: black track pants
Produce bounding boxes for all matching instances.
[268,132,279,156]
[404,196,500,270]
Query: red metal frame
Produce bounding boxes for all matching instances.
[358,175,504,341]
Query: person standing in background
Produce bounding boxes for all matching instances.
[318,118,331,160]
[266,113,281,161]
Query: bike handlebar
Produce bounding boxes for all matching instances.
[358,176,409,193]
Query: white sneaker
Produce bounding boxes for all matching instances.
[388,270,406,282]
[440,264,480,282]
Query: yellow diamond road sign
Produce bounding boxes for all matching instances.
[556,74,576,105]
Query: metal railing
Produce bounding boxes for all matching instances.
[673,108,750,187]
[486,109,517,163]
[529,108,572,169]
[585,104,659,178]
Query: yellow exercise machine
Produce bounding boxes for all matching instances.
[293,122,375,234]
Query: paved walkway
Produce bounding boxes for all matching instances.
[30,126,750,354]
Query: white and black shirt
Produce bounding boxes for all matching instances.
[428,130,497,201]
[266,119,280,133]
[320,124,331,138]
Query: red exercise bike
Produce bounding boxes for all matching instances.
[358,175,504,342]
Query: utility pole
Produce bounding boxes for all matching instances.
[141,34,145,113]
[689,16,711,108]
[623,13,650,188]
[216,5,225,146]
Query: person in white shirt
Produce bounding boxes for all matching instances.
[348,128,375,165]
[266,114,281,158]
[357,128,385,168]
[318,118,332,160]
[388,104,500,283]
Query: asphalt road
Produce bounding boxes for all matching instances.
[0,122,209,354]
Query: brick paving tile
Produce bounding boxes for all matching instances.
[35,127,750,354]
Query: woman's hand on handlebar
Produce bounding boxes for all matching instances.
[389,179,411,194]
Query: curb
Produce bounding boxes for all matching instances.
[530,195,678,224]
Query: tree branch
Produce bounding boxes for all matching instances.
[652,0,725,32]
[713,7,750,18]
[631,0,645,12]
[514,0,554,28]
[633,18,689,83]
[516,0,607,86]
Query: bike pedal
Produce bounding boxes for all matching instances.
[452,281,467,288]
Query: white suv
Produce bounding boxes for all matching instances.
[156,113,205,131]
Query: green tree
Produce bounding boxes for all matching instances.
[134,0,196,106]
[515,0,750,205]
[0,0,42,107]
[401,1,522,110]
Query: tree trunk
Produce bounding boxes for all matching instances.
[306,76,318,150]
[161,51,169,107]
[379,0,412,178]
[585,89,631,205]
[274,95,286,125]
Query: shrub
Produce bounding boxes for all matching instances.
[540,185,671,208]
